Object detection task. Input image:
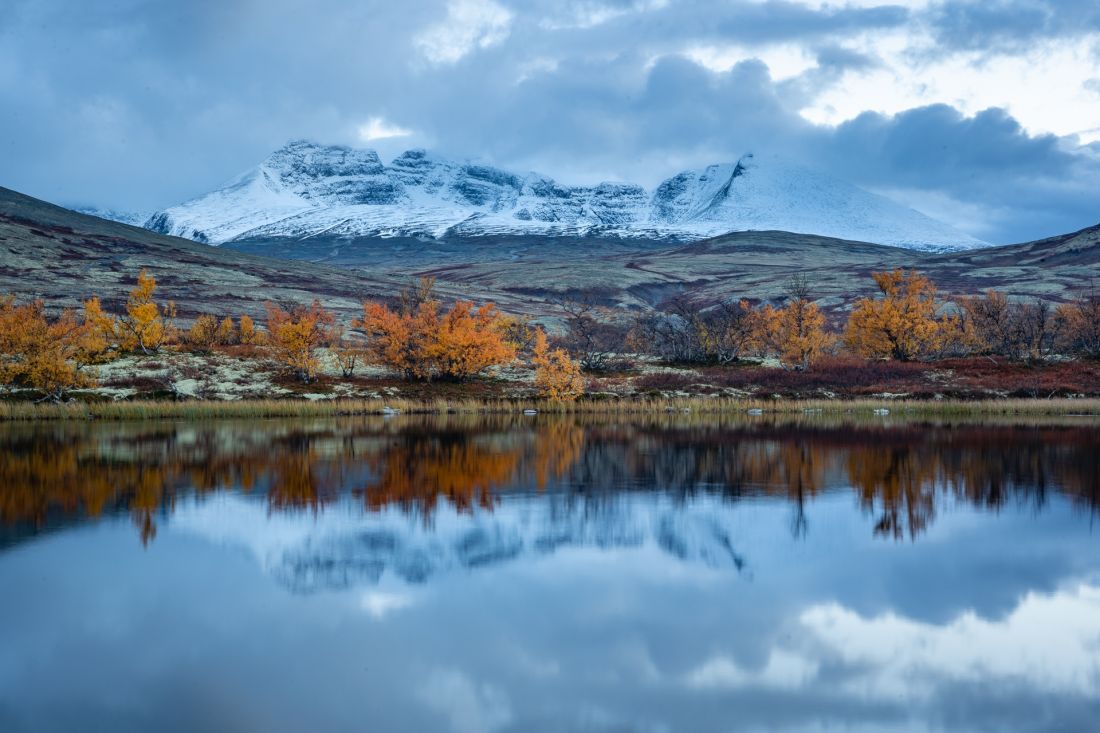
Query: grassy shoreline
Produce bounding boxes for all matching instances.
[3,396,1100,422]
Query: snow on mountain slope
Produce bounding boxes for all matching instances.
[147,140,987,251]
[73,206,149,227]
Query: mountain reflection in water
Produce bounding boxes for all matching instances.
[1,414,1100,733]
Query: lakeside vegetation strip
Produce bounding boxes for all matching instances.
[3,397,1100,422]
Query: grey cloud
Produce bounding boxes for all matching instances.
[816,105,1100,241]
[0,0,1096,244]
[500,0,911,78]
[927,0,1100,54]
[814,44,880,72]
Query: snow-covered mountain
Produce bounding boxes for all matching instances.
[146,140,986,251]
[74,206,149,227]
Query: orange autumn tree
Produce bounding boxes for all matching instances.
[0,295,111,400]
[186,314,220,352]
[265,300,337,382]
[238,314,257,345]
[532,329,585,400]
[426,301,516,380]
[358,280,515,381]
[216,316,237,345]
[762,277,831,369]
[118,269,175,354]
[81,296,118,355]
[844,269,950,361]
[359,300,419,377]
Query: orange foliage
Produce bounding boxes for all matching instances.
[216,316,237,345]
[532,329,585,400]
[187,314,240,352]
[118,269,175,354]
[238,314,257,345]
[844,269,951,361]
[264,300,337,382]
[186,314,220,352]
[0,295,109,400]
[763,298,831,369]
[427,301,516,380]
[358,287,515,381]
[81,296,117,356]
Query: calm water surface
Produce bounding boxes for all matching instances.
[1,414,1099,733]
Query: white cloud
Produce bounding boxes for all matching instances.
[683,43,817,80]
[538,0,670,31]
[420,668,513,733]
[803,583,1100,700]
[359,590,415,619]
[682,583,1100,704]
[685,650,820,691]
[800,34,1100,140]
[415,0,513,65]
[357,116,413,142]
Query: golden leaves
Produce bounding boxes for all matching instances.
[118,269,175,354]
[763,298,832,370]
[0,295,107,400]
[265,300,336,382]
[844,269,950,361]
[357,280,516,381]
[532,329,585,401]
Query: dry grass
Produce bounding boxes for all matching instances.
[2,396,1099,422]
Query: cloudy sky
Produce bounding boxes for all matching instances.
[2,0,1098,243]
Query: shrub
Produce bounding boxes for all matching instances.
[216,316,237,345]
[532,330,584,400]
[1055,292,1100,359]
[239,314,257,345]
[265,300,336,382]
[186,314,220,352]
[0,295,108,400]
[330,324,362,378]
[117,269,175,354]
[761,278,832,369]
[358,280,515,381]
[844,269,952,361]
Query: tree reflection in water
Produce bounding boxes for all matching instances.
[0,415,1097,545]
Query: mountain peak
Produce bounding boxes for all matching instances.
[147,141,987,251]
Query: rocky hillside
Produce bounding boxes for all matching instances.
[0,185,416,319]
[4,186,1096,320]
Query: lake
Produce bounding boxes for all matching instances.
[1,414,1098,732]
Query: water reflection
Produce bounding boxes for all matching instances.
[2,415,1100,732]
[1,416,1098,547]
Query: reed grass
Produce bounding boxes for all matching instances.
[2,396,1099,422]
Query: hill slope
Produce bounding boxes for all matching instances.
[0,186,420,318]
[3,187,1096,319]
[145,141,985,252]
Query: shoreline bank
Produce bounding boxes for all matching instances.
[4,396,1100,422]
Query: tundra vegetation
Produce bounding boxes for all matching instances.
[1,269,1099,406]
